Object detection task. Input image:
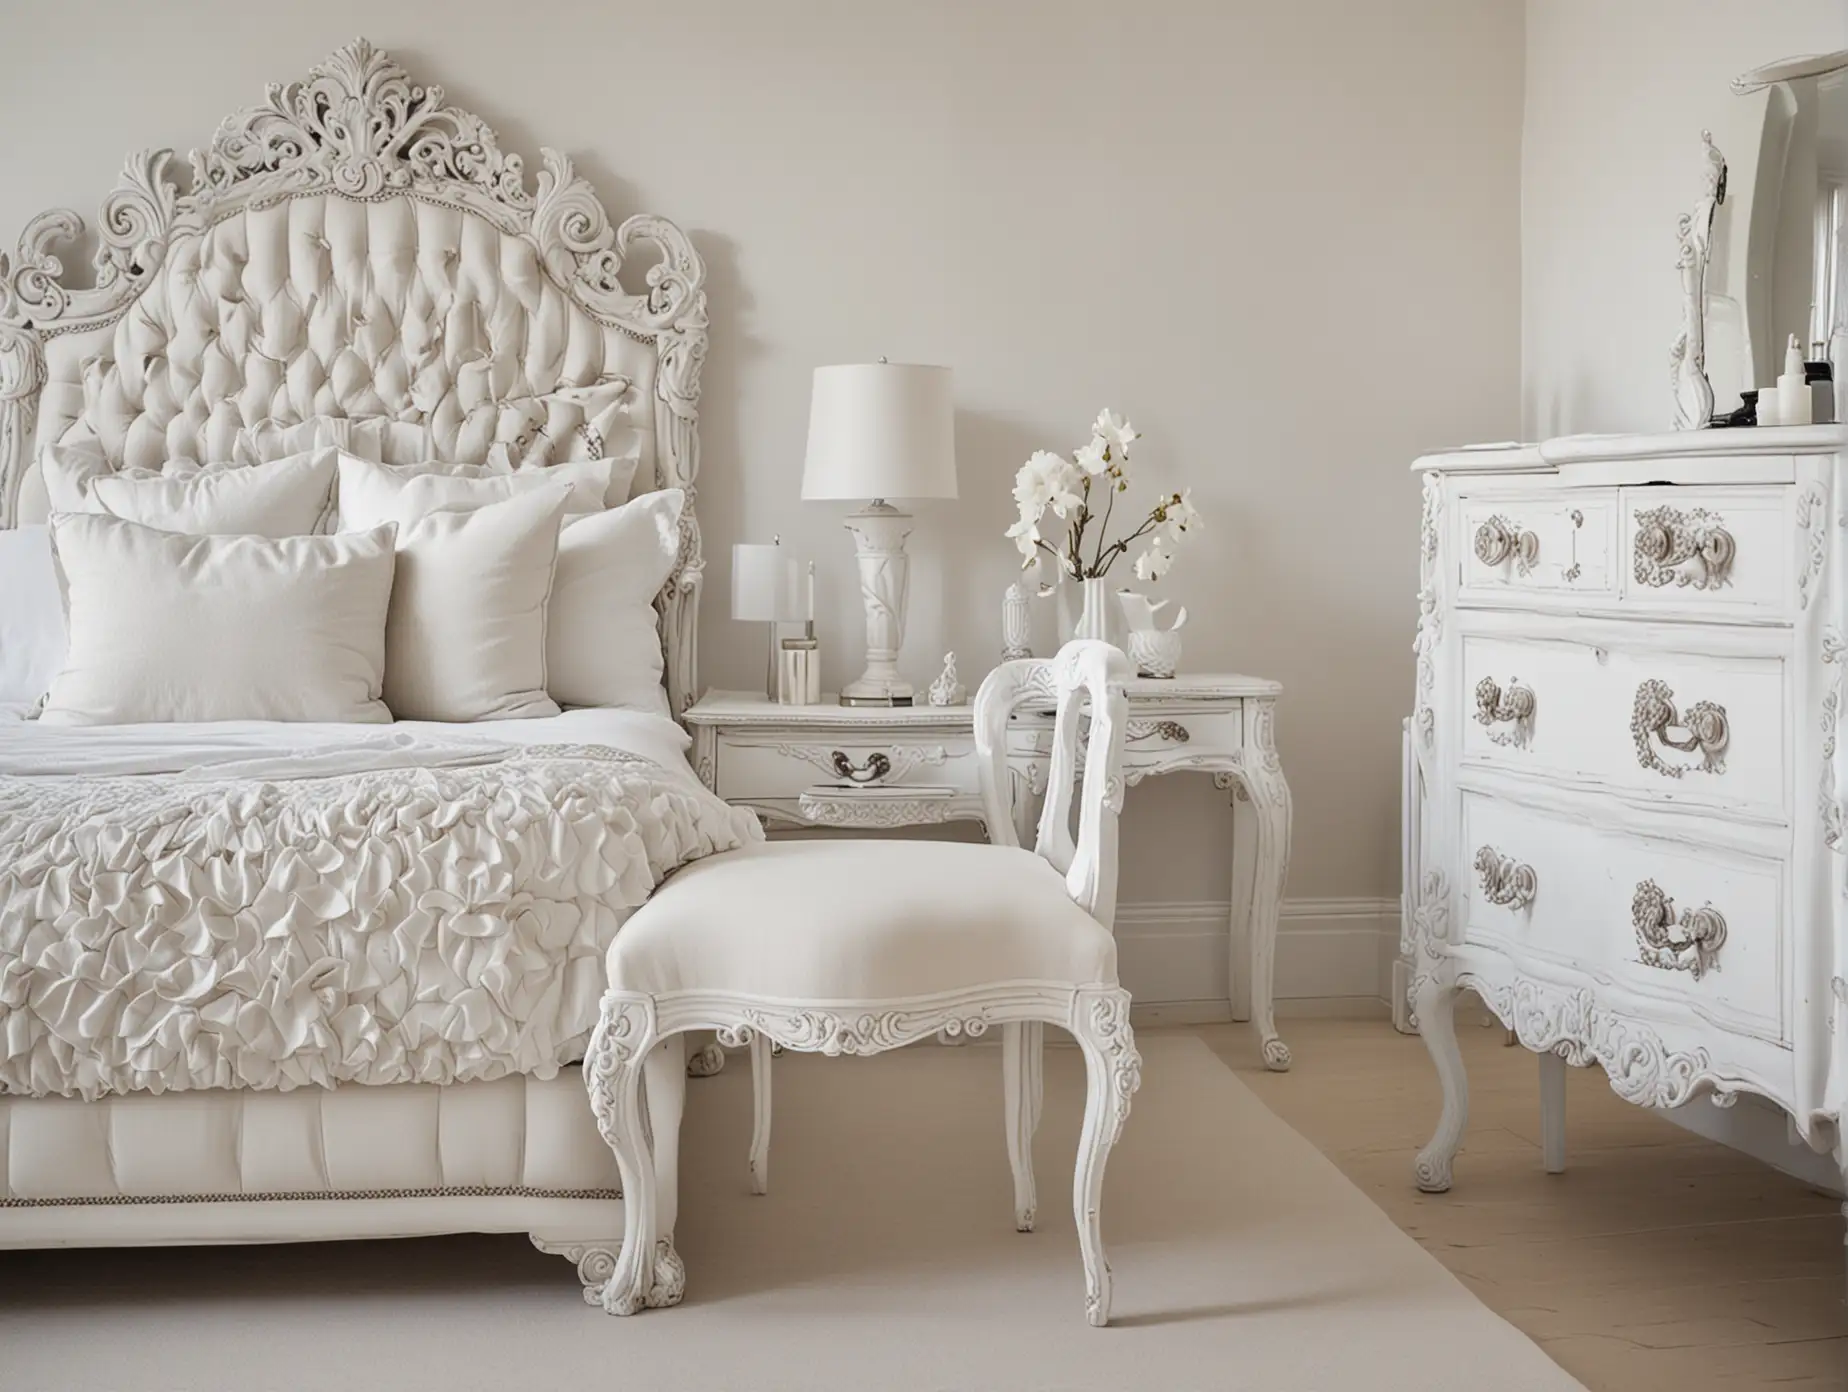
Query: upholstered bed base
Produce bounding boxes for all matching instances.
[0,1073,622,1269]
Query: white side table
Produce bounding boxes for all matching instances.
[684,673,1294,1069]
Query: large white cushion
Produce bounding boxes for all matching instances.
[547,489,684,714]
[39,514,396,725]
[92,449,337,536]
[383,485,570,722]
[0,526,66,706]
[608,840,1118,1000]
[335,454,622,530]
[43,446,337,536]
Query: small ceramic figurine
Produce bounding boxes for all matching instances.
[1001,580,1033,661]
[1116,590,1186,678]
[927,652,967,706]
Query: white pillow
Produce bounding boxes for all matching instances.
[236,416,433,469]
[0,526,67,706]
[39,441,115,514]
[548,489,685,715]
[383,486,571,722]
[39,514,397,726]
[336,454,618,530]
[88,449,337,536]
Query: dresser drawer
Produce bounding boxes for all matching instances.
[1460,792,1786,1042]
[714,732,979,801]
[1619,485,1794,616]
[1461,633,1788,816]
[1457,490,1616,598]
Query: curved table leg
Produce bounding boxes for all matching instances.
[1227,726,1294,1072]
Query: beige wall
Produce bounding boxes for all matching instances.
[1522,0,1848,437]
[0,0,1524,998]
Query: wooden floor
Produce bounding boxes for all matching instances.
[1193,1015,1847,1391]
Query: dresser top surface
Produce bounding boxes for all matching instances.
[1413,424,1846,473]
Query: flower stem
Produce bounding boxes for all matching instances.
[1091,481,1118,575]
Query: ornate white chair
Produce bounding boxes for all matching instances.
[583,640,1141,1325]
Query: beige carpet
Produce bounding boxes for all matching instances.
[0,1035,1582,1391]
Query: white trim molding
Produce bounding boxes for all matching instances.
[1114,896,1400,1016]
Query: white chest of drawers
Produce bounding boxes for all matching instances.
[1406,427,1848,1230]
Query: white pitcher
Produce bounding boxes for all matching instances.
[1115,589,1186,678]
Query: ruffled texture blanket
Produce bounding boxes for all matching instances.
[0,742,762,1099]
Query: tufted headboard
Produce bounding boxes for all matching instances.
[0,39,707,714]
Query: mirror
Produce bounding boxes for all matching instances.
[1693,50,1848,424]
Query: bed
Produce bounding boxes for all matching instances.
[0,39,743,1297]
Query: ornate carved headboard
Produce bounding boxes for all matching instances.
[0,39,706,713]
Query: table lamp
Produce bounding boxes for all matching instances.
[801,361,956,706]
[732,540,800,698]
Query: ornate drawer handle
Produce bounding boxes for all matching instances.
[1632,879,1726,979]
[1631,679,1727,777]
[1473,676,1535,749]
[1474,515,1539,575]
[1474,846,1537,909]
[1633,505,1735,590]
[830,750,893,784]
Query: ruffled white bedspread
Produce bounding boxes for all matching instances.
[0,722,762,1100]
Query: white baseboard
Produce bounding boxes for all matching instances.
[1114,897,1399,1007]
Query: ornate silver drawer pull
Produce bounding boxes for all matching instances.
[1632,879,1726,979]
[1473,676,1535,749]
[1473,515,1539,575]
[1631,679,1727,777]
[1633,505,1734,590]
[830,750,893,783]
[1474,846,1537,909]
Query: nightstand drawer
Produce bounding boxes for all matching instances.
[714,732,980,801]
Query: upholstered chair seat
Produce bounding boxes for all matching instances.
[607,840,1117,1000]
[582,641,1142,1326]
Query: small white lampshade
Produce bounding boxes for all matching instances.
[732,543,800,622]
[801,363,958,502]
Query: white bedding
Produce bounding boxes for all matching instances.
[0,709,761,1100]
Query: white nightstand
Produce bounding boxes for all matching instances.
[684,674,1294,1069]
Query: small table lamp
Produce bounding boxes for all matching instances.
[732,540,800,698]
[801,361,957,706]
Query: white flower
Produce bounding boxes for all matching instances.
[1157,488,1200,542]
[1074,436,1110,476]
[1092,409,1139,456]
[1012,449,1084,520]
[1134,535,1174,581]
[1005,514,1041,564]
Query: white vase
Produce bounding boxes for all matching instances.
[1065,576,1116,645]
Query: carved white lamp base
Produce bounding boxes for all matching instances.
[841,501,916,706]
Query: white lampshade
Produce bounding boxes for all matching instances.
[732,543,800,622]
[801,363,958,502]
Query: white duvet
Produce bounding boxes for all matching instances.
[0,709,762,1099]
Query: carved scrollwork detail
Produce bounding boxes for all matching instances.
[1632,679,1727,777]
[1474,846,1537,909]
[1631,879,1726,979]
[1473,676,1535,749]
[1822,628,1844,852]
[1632,506,1735,590]
[1473,514,1539,574]
[1413,475,1444,754]
[1126,720,1189,744]
[796,792,953,827]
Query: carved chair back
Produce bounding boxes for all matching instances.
[974,640,1131,930]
